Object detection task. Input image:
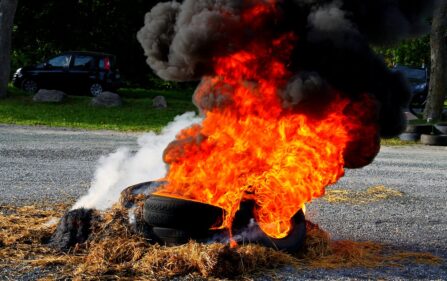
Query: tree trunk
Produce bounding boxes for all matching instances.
[0,0,18,99]
[424,0,447,121]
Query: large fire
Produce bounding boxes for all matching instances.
[154,2,378,239]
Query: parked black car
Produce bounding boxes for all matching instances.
[12,51,122,96]
[392,64,429,116]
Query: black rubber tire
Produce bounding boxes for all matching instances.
[399,133,420,141]
[420,134,447,146]
[434,124,447,135]
[120,181,166,208]
[143,194,225,231]
[151,227,192,246]
[21,79,38,94]
[255,210,306,253]
[89,82,103,97]
[404,124,433,134]
[150,227,223,246]
[409,93,427,117]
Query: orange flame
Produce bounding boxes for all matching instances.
[155,2,377,239]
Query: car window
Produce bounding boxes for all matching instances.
[72,55,94,70]
[47,55,71,68]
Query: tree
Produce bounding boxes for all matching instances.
[11,0,164,86]
[0,0,18,98]
[424,0,447,121]
[374,36,430,68]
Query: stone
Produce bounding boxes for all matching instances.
[48,208,98,252]
[91,91,122,107]
[404,111,418,121]
[33,89,66,103]
[153,96,167,108]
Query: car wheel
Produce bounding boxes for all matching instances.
[89,83,103,97]
[21,79,38,94]
[409,93,427,116]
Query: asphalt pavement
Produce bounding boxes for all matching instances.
[0,124,446,280]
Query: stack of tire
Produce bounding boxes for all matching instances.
[399,124,447,145]
[141,183,306,253]
[399,124,432,141]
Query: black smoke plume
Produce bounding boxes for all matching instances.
[137,0,434,167]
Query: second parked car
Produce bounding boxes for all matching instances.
[12,51,122,96]
[392,64,429,116]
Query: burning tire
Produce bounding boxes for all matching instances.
[232,202,306,253]
[143,194,225,232]
[143,194,306,252]
[149,227,221,246]
[255,209,306,253]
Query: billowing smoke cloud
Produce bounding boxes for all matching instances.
[137,0,434,140]
[72,113,202,210]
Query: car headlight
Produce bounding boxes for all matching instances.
[15,68,23,77]
[414,84,426,92]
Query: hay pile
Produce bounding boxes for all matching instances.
[0,203,442,280]
[0,205,82,278]
[323,186,403,204]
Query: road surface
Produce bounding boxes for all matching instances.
[0,124,446,280]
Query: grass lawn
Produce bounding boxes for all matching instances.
[380,138,418,146]
[1,85,442,143]
[0,85,196,132]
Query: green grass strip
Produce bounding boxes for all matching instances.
[0,86,196,132]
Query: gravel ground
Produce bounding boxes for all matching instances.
[0,125,139,206]
[0,124,446,280]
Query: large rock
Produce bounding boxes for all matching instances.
[153,96,167,108]
[33,89,66,103]
[91,91,122,107]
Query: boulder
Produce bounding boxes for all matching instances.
[91,91,122,107]
[153,96,167,108]
[33,89,66,103]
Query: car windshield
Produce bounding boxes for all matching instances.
[394,65,426,84]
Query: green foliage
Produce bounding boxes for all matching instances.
[11,0,167,86]
[374,35,430,68]
[2,85,196,132]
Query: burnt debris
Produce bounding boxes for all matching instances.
[48,208,99,252]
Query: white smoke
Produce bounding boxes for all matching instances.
[72,112,202,211]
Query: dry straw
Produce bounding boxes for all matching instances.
[323,185,404,204]
[0,202,442,280]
